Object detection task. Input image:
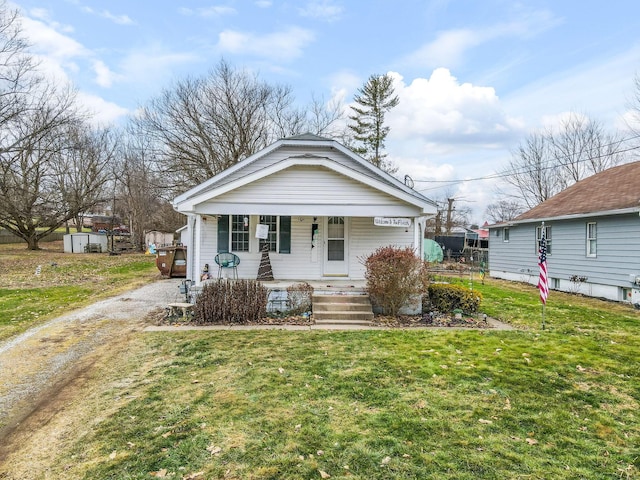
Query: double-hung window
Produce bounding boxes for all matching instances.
[586,222,597,257]
[217,215,249,253]
[217,215,291,253]
[259,215,291,253]
[503,227,510,242]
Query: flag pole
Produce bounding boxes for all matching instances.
[538,221,548,330]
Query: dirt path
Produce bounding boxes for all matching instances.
[0,278,182,446]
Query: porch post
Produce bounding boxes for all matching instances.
[194,215,203,285]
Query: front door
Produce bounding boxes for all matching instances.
[323,216,348,276]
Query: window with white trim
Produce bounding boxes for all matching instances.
[231,215,250,252]
[586,222,596,257]
[503,227,510,242]
[258,215,291,253]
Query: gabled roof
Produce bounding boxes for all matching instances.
[173,133,437,214]
[514,161,640,222]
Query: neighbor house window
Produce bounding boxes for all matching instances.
[535,225,552,254]
[503,227,510,242]
[258,215,291,253]
[586,222,597,257]
[217,215,249,252]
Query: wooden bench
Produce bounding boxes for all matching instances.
[84,243,102,253]
[167,302,194,319]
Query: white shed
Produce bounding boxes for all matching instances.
[145,230,175,248]
[63,233,108,253]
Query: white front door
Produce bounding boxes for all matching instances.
[323,216,349,276]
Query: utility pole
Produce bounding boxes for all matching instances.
[445,197,455,234]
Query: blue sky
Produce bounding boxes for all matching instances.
[11,0,640,222]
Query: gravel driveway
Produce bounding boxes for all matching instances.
[0,278,183,438]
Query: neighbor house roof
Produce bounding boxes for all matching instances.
[513,161,640,222]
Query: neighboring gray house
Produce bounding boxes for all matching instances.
[173,133,438,284]
[488,161,640,304]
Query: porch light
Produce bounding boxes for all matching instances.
[244,216,249,228]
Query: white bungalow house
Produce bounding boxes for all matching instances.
[172,133,437,285]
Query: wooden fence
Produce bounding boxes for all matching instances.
[0,231,65,245]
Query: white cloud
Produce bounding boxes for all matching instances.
[503,44,640,131]
[401,10,561,70]
[179,6,237,17]
[76,91,129,125]
[299,1,344,22]
[119,46,200,85]
[20,15,89,60]
[79,5,135,25]
[93,59,121,88]
[99,10,135,25]
[217,27,314,62]
[255,1,273,8]
[387,69,522,145]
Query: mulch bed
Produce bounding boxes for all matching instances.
[155,309,492,328]
[372,313,492,328]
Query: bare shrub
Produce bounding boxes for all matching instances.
[286,282,314,315]
[362,245,430,317]
[193,279,268,324]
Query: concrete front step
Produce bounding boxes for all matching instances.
[313,311,374,322]
[314,318,374,326]
[313,302,372,312]
[312,293,374,325]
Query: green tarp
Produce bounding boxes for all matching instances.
[423,238,444,262]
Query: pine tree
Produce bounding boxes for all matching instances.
[348,73,399,173]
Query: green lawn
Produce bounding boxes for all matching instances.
[0,242,158,341]
[50,280,639,480]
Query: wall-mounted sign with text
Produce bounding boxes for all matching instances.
[374,217,412,228]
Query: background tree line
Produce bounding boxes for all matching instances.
[1,0,637,249]
[0,0,399,251]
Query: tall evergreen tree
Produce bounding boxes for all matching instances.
[348,73,399,173]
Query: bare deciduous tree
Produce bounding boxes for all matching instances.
[53,125,116,232]
[0,85,84,249]
[133,59,343,196]
[502,114,627,211]
[550,113,625,189]
[484,200,525,223]
[502,131,561,209]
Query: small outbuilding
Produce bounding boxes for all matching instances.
[63,233,108,254]
[145,230,175,248]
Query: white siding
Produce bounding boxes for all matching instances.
[192,215,416,282]
[348,217,415,278]
[202,145,377,193]
[205,165,422,217]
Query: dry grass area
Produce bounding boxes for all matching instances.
[0,241,159,341]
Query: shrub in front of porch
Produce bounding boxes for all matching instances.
[363,245,430,317]
[427,283,482,314]
[193,279,268,324]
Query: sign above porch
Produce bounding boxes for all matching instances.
[374,217,412,227]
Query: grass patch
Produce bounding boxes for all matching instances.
[34,318,640,479]
[0,241,158,341]
[1,257,639,478]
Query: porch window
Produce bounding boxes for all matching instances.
[231,215,250,252]
[217,215,249,253]
[258,215,291,253]
[535,225,551,254]
[586,222,596,257]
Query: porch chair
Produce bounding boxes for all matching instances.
[214,252,240,279]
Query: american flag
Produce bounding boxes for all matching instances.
[537,234,549,305]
